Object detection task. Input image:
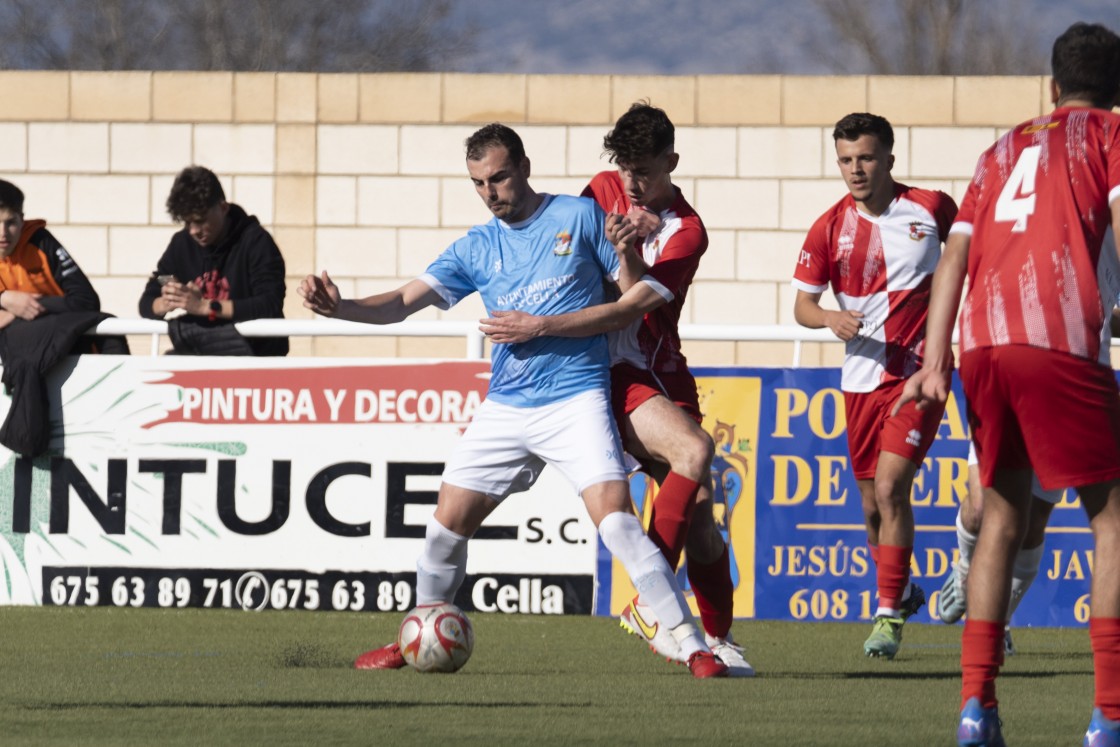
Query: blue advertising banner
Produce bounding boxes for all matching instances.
[606,367,1094,628]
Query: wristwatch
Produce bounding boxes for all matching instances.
[208,300,221,322]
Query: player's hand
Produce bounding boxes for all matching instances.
[0,290,46,320]
[299,271,342,317]
[159,280,203,313]
[892,367,953,416]
[606,212,640,251]
[825,309,864,341]
[479,309,544,344]
[627,204,661,237]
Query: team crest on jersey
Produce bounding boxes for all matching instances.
[553,231,572,256]
[908,221,927,241]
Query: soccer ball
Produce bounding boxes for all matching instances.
[397,602,474,673]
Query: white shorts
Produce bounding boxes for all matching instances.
[442,388,627,501]
[967,442,1065,504]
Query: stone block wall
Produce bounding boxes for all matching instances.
[0,71,1073,364]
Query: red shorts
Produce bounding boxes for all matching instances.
[610,363,701,426]
[844,379,944,480]
[960,346,1120,490]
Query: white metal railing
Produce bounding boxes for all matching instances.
[94,319,839,364]
[90,319,965,366]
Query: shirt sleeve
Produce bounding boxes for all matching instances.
[950,178,980,237]
[230,228,287,321]
[791,214,832,294]
[420,236,478,310]
[586,200,620,279]
[933,191,960,240]
[1108,116,1120,208]
[38,228,100,313]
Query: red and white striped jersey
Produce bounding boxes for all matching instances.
[582,171,706,374]
[793,183,957,392]
[953,107,1120,364]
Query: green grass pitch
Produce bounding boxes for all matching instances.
[0,607,1095,745]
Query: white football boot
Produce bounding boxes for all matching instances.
[705,632,756,677]
[618,596,687,664]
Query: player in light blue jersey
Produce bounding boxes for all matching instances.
[299,123,728,678]
[420,187,616,408]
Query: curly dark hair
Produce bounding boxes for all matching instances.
[166,166,226,222]
[603,102,674,165]
[465,124,526,164]
[832,113,894,151]
[0,179,24,214]
[1052,22,1120,107]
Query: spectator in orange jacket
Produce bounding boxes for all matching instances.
[0,179,100,329]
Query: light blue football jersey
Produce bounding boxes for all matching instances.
[421,194,619,407]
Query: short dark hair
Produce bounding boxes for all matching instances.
[465,124,526,164]
[1052,22,1120,108]
[166,166,226,222]
[603,102,675,164]
[0,179,25,214]
[833,113,895,152]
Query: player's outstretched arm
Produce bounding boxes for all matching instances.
[793,290,863,341]
[480,281,666,344]
[893,232,970,415]
[299,272,439,325]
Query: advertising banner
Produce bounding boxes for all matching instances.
[606,367,1093,628]
[0,359,1095,625]
[0,358,599,615]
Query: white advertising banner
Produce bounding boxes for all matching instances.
[0,357,601,615]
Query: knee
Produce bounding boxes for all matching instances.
[671,430,715,478]
[873,478,911,512]
[959,504,983,536]
[1089,510,1120,542]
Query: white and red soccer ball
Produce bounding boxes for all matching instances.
[397,603,474,673]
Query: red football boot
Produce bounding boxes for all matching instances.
[354,642,407,670]
[687,651,730,679]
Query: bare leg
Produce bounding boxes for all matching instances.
[966,471,1032,622]
[858,478,879,546]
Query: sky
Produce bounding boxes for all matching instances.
[450,0,1120,75]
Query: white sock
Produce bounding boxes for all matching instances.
[1008,543,1044,618]
[955,510,977,578]
[598,511,706,657]
[415,517,469,604]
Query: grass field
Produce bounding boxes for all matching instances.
[0,607,1096,745]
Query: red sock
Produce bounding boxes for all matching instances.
[687,543,733,639]
[647,472,701,568]
[961,619,1004,710]
[876,544,911,611]
[868,541,880,568]
[1091,618,1120,721]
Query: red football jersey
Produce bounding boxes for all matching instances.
[954,107,1120,363]
[582,171,707,374]
[793,183,957,392]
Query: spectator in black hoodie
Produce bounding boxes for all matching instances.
[139,166,288,356]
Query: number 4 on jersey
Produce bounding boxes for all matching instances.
[995,145,1041,232]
